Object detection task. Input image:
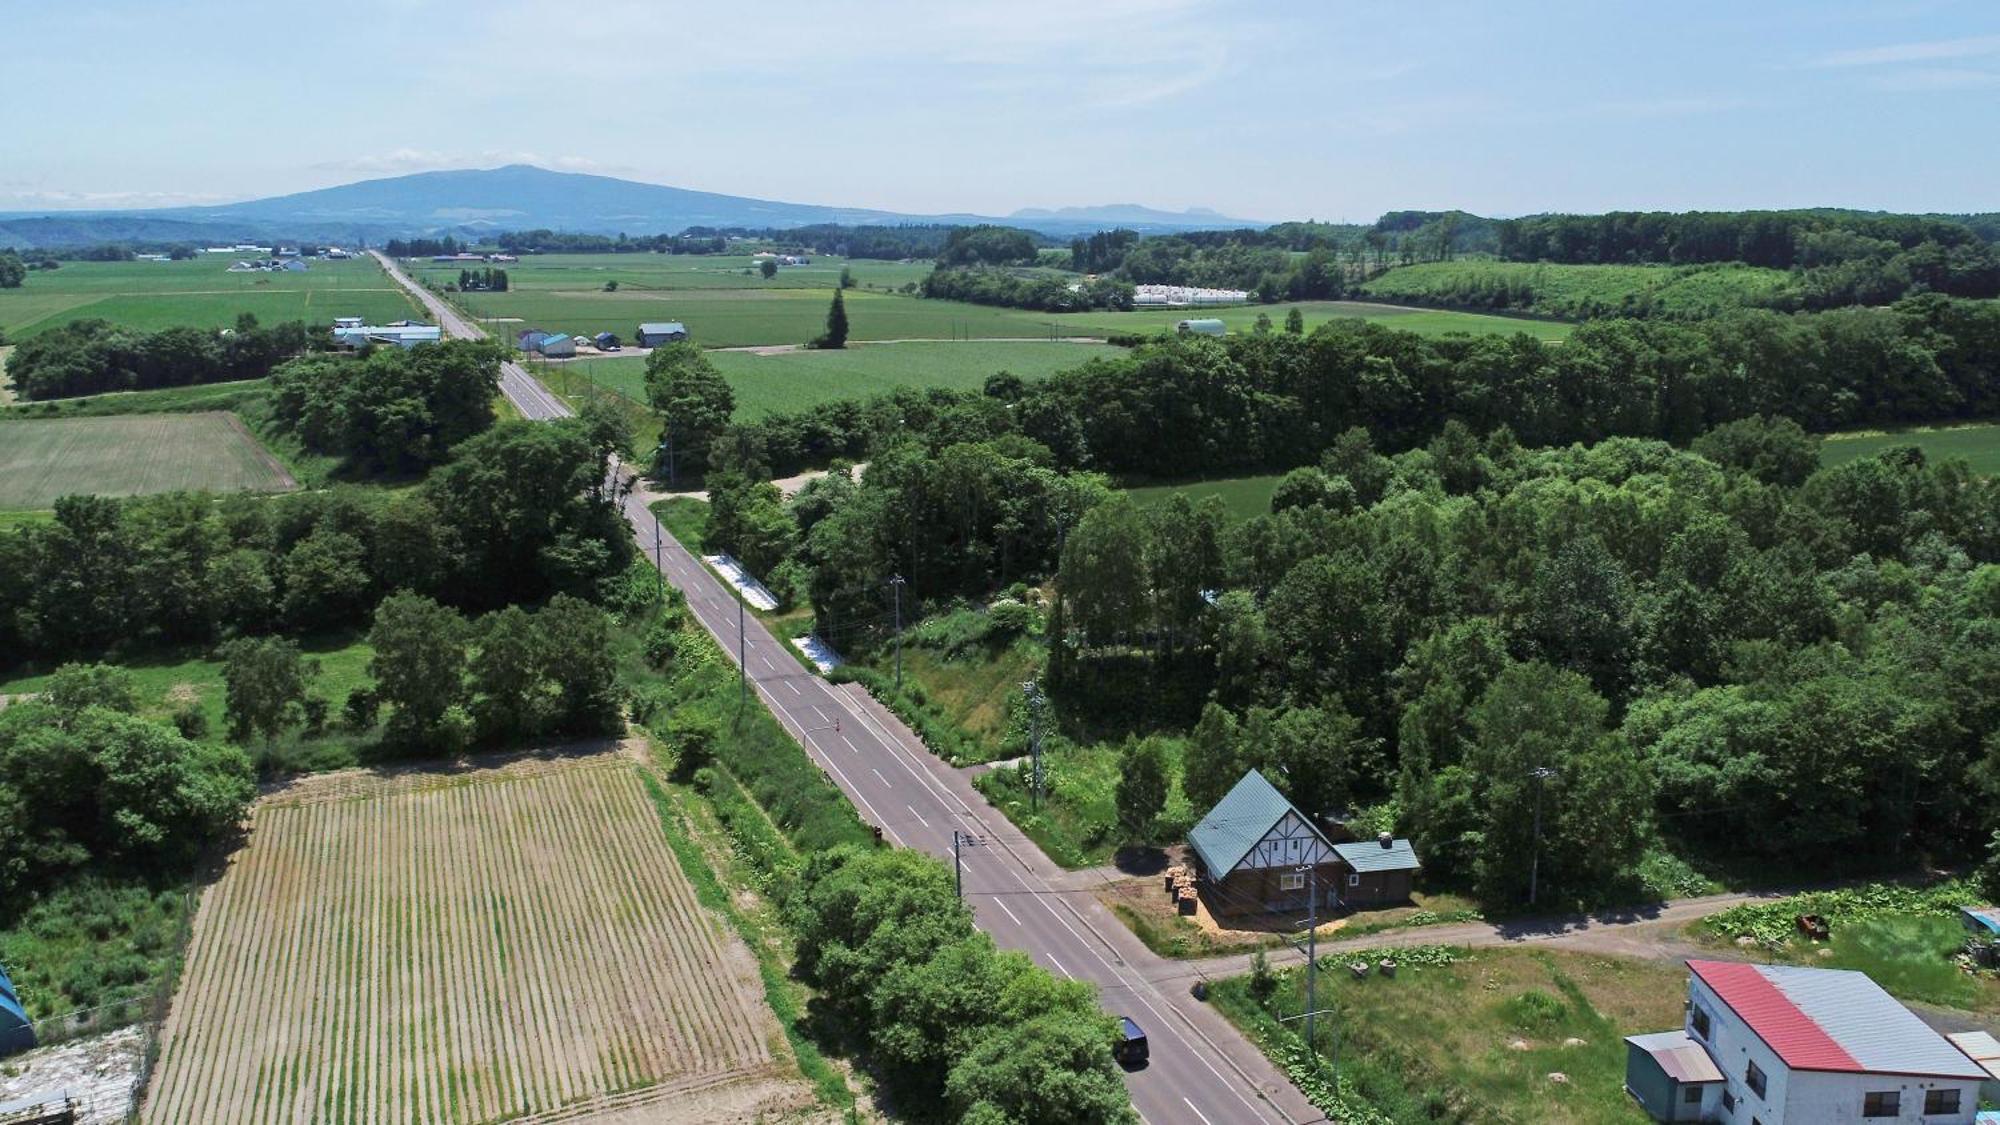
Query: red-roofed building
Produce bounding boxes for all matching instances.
[1625,960,1984,1123]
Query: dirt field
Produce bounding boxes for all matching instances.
[143,748,814,1124]
[0,411,296,509]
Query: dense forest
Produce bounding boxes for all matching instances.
[679,300,2000,904]
[8,315,316,400]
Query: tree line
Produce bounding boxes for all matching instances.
[917,266,1134,312]
[0,418,633,669]
[267,339,503,473]
[1496,208,1997,269]
[8,315,315,400]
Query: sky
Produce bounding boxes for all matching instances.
[4,0,1998,221]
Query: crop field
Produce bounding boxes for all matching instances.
[144,750,808,1124]
[0,257,419,338]
[409,251,935,294]
[567,339,1119,420]
[1820,420,2000,475]
[0,412,295,509]
[1359,259,1795,320]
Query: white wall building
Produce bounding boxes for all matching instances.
[1626,960,1984,1124]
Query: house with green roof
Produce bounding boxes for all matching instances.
[1188,769,1421,915]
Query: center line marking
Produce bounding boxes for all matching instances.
[907,804,930,828]
[993,897,1023,926]
[871,768,889,786]
[1046,953,1074,980]
[1182,1098,1215,1125]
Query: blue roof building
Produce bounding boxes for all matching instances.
[0,963,34,1057]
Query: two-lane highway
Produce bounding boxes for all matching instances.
[374,253,1323,1125]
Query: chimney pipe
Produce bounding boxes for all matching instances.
[1378,831,1393,847]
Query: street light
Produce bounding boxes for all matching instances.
[1528,766,1556,906]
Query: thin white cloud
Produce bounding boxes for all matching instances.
[313,150,629,176]
[1812,33,2000,67]
[0,189,230,210]
[1868,66,2000,91]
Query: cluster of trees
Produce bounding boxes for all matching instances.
[267,340,503,473]
[0,419,633,667]
[791,846,1136,1122]
[722,295,2000,484]
[918,266,1134,312]
[1067,229,1141,274]
[9,315,313,400]
[0,251,23,288]
[1496,208,1997,272]
[935,225,1041,267]
[453,266,508,291]
[383,236,474,257]
[1045,424,2000,901]
[0,664,255,899]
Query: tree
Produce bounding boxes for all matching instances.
[759,257,778,279]
[367,592,468,745]
[219,637,318,744]
[0,252,24,289]
[537,594,620,731]
[469,606,547,741]
[43,662,138,719]
[1114,736,1170,842]
[1057,495,1149,644]
[1183,703,1244,811]
[944,1012,1136,1125]
[643,343,735,478]
[818,289,850,349]
[1284,307,1305,335]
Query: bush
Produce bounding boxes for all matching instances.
[341,688,379,731]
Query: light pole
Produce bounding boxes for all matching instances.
[888,574,907,691]
[1529,766,1556,906]
[1020,680,1045,813]
[952,829,981,901]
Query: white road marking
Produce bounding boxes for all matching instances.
[1183,1098,1216,1125]
[907,804,930,829]
[786,681,801,696]
[1046,953,1074,980]
[871,768,889,786]
[993,896,1023,926]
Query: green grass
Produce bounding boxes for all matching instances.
[571,339,1120,421]
[0,257,420,338]
[0,633,376,766]
[1211,947,1678,1124]
[1820,914,1988,1010]
[0,377,272,418]
[1056,299,1575,342]
[0,878,189,1024]
[977,734,1193,868]
[1359,259,1796,320]
[0,412,295,509]
[1124,472,1285,521]
[1820,420,2000,475]
[409,252,935,295]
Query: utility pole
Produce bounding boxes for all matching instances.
[1304,864,1319,1069]
[652,519,664,602]
[952,829,980,901]
[888,574,907,691]
[738,584,748,708]
[1020,680,1045,813]
[1529,765,1556,907]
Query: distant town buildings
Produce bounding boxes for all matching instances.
[331,317,441,349]
[1135,284,1249,308]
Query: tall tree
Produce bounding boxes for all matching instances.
[1114,736,1170,842]
[367,593,468,745]
[642,343,735,479]
[220,637,318,744]
[820,289,850,349]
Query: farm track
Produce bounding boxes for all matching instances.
[143,750,795,1124]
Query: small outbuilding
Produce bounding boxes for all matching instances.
[1623,1030,1724,1122]
[1175,318,1226,336]
[0,963,33,1058]
[531,331,575,358]
[636,321,688,346]
[1960,905,2000,939]
[593,332,621,350]
[1331,834,1422,907]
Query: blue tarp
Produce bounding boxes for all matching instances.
[0,963,33,1057]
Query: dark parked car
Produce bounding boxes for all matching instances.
[1114,1017,1148,1067]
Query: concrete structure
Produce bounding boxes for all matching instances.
[1625,960,1984,1123]
[1175,318,1227,336]
[636,322,688,346]
[1188,771,1341,914]
[0,964,32,1058]
[331,323,441,349]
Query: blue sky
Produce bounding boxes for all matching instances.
[4,0,1997,220]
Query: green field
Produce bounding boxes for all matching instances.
[1124,472,1285,521]
[1057,299,1573,342]
[1820,421,2000,475]
[409,251,935,294]
[0,256,419,338]
[1359,259,1795,320]
[562,339,1121,420]
[0,412,295,508]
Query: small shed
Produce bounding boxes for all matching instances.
[1948,1030,2000,1105]
[1623,1030,1722,1122]
[1176,318,1226,336]
[1331,835,1421,907]
[1960,905,2000,939]
[1187,770,1340,915]
[0,963,33,1058]
[533,332,575,358]
[636,322,688,346]
[593,332,620,350]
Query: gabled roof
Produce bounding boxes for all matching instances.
[1332,837,1421,873]
[1688,960,1986,1079]
[638,321,686,334]
[1948,1030,2000,1081]
[1188,770,1325,877]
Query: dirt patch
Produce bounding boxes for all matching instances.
[218,411,297,491]
[145,745,811,1123]
[0,1025,144,1123]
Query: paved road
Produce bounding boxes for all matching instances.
[375,252,1324,1125]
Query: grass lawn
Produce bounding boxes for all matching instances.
[1100,877,1481,960]
[0,377,272,419]
[570,339,1120,420]
[1820,420,2000,475]
[0,256,419,338]
[1213,947,1679,1123]
[978,734,1194,868]
[410,252,935,295]
[0,411,295,509]
[1124,472,1285,521]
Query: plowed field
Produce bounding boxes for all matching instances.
[144,749,807,1124]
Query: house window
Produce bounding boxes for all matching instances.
[1925,1089,1961,1115]
[1863,1091,1900,1118]
[1682,1085,1702,1105]
[1279,872,1305,892]
[1721,1090,1735,1112]
[1745,1060,1766,1098]
[1689,1006,1711,1040]
[1347,873,1361,887]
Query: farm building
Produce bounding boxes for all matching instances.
[1946,1031,2000,1106]
[331,323,441,349]
[1187,770,1342,914]
[0,964,32,1057]
[637,322,688,346]
[1176,318,1226,336]
[593,332,621,350]
[1625,960,1986,1124]
[530,331,575,358]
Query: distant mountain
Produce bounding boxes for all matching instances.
[0,165,1264,249]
